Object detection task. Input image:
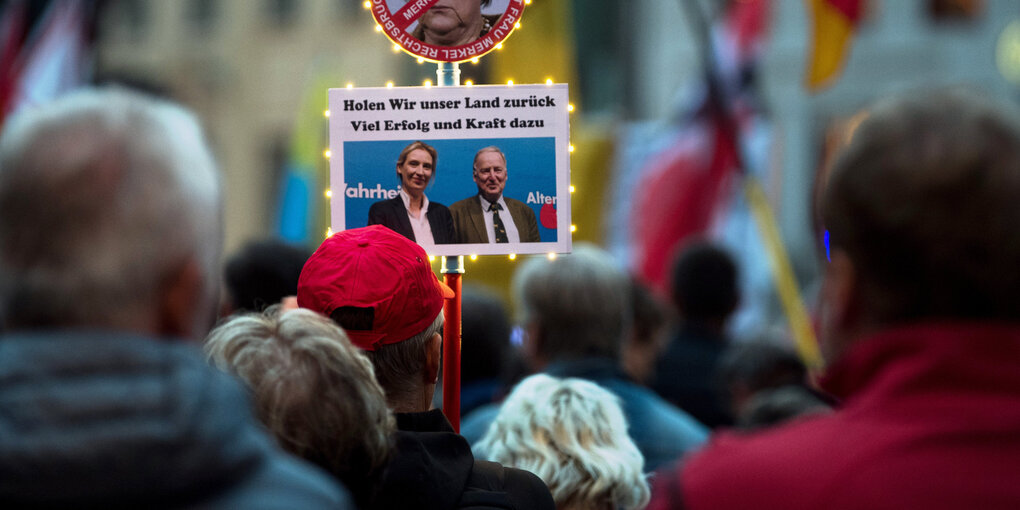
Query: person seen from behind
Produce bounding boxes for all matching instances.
[297,224,555,510]
[649,88,1020,510]
[459,243,708,472]
[205,307,396,508]
[475,374,651,510]
[0,87,348,508]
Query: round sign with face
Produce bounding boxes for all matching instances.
[370,0,526,63]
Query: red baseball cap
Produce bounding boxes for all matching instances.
[297,225,454,351]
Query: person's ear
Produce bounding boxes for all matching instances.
[523,321,546,370]
[819,249,860,363]
[158,257,214,341]
[424,332,442,384]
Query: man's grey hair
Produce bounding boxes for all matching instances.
[0,87,221,331]
[367,310,444,405]
[475,374,650,510]
[513,243,631,361]
[473,145,507,170]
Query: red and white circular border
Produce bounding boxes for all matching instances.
[369,0,526,63]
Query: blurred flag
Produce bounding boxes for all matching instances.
[611,0,770,298]
[805,0,864,91]
[611,0,822,365]
[0,0,91,127]
[277,70,340,244]
[0,0,29,123]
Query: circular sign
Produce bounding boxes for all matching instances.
[370,0,526,63]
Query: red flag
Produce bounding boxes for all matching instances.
[625,0,768,295]
[806,0,864,91]
[0,0,29,123]
[631,120,738,295]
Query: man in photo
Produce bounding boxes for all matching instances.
[450,146,540,244]
[368,141,456,245]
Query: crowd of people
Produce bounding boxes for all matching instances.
[2,85,1019,509]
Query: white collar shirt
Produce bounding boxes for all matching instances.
[400,189,435,245]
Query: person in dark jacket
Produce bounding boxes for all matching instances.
[298,225,556,510]
[222,239,312,314]
[456,285,519,416]
[459,244,708,472]
[369,140,457,245]
[651,241,739,428]
[0,88,348,508]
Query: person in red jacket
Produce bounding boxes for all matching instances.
[649,88,1020,510]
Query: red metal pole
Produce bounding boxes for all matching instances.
[438,63,463,431]
[442,269,462,431]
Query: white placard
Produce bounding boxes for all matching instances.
[328,84,571,256]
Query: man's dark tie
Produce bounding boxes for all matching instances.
[489,202,509,243]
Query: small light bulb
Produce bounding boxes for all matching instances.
[514,22,521,29]
[323,149,332,159]
[507,79,514,86]
[386,81,394,88]
[470,57,480,64]
[417,57,425,64]
[375,24,382,32]
[326,227,333,238]
[465,79,474,86]
[324,189,332,198]
[567,103,575,112]
[392,44,400,53]
[569,185,576,193]
[525,0,532,4]
[346,82,354,89]
[470,254,478,261]
[509,253,517,260]
[545,78,553,85]
[323,109,331,117]
[547,252,557,260]
[568,144,575,153]
[428,255,436,262]
[570,224,577,232]
[496,43,503,50]
[423,79,432,87]
[362,1,370,9]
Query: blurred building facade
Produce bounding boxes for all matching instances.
[96,0,401,253]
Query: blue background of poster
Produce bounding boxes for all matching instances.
[343,137,558,242]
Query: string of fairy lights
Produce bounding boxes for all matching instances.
[323,0,569,262]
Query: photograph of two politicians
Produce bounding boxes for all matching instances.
[329,84,571,256]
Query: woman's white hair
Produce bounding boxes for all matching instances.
[475,374,650,510]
